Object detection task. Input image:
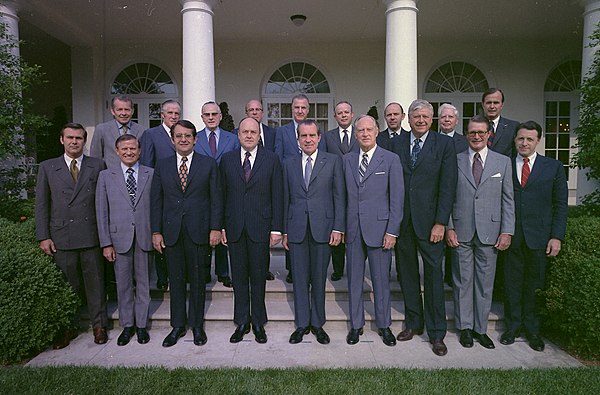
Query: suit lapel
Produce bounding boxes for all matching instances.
[247,146,265,185]
[215,128,228,159]
[55,157,76,189]
[458,152,477,188]
[291,155,306,192]
[309,152,327,187]
[196,129,211,157]
[492,117,507,148]
[111,167,132,206]
[362,147,383,182]
[135,166,151,207]
[70,156,92,202]
[479,153,499,186]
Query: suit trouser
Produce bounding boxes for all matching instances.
[331,243,346,276]
[289,223,331,329]
[164,231,209,328]
[54,247,108,328]
[229,229,269,327]
[397,221,447,340]
[153,251,168,286]
[347,230,392,330]
[453,234,497,334]
[504,244,547,335]
[205,243,229,277]
[114,237,150,328]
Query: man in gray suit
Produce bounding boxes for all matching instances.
[35,123,108,347]
[282,120,345,345]
[344,115,404,347]
[96,134,153,346]
[90,96,145,169]
[445,114,515,349]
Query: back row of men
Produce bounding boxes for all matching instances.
[35,90,567,358]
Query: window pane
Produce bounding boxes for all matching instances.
[558,101,570,116]
[545,118,557,134]
[546,101,557,116]
[558,133,570,148]
[316,103,328,119]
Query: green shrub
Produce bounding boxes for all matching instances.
[540,216,600,360]
[0,197,35,222]
[0,218,78,364]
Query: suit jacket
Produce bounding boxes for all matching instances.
[96,164,154,253]
[449,149,515,244]
[90,120,145,169]
[489,116,519,157]
[232,124,276,152]
[391,131,457,239]
[511,154,568,250]
[195,127,240,164]
[441,132,468,153]
[139,125,175,168]
[376,128,407,151]
[150,153,222,246]
[220,146,283,243]
[324,127,359,156]
[283,151,345,243]
[275,121,325,162]
[35,155,106,249]
[343,147,404,247]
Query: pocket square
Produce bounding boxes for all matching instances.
[375,171,386,175]
[491,173,502,178]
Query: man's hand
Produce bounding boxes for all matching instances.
[383,234,397,250]
[209,230,222,247]
[546,238,562,257]
[329,232,342,247]
[39,239,56,256]
[270,233,282,247]
[221,230,228,246]
[495,233,512,251]
[103,246,116,262]
[282,234,289,251]
[430,224,445,244]
[152,233,165,254]
[445,229,459,248]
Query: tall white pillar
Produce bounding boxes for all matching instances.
[383,0,418,126]
[0,1,20,56]
[181,0,216,129]
[576,0,600,204]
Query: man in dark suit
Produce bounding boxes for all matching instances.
[139,99,181,291]
[501,121,568,352]
[446,115,515,350]
[344,115,404,347]
[390,99,457,356]
[35,123,108,347]
[282,120,345,344]
[482,88,519,158]
[376,102,408,151]
[151,120,223,347]
[195,101,240,288]
[324,101,358,281]
[96,134,153,346]
[221,117,283,344]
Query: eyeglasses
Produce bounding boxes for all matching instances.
[246,108,263,112]
[202,112,220,117]
[467,131,489,137]
[173,133,194,140]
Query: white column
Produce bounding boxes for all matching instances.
[576,0,600,204]
[383,0,418,125]
[181,0,216,129]
[0,1,20,56]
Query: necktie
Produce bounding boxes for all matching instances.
[179,156,188,192]
[342,130,349,151]
[521,157,530,188]
[209,131,217,157]
[488,122,495,147]
[304,156,312,189]
[411,138,421,168]
[359,153,368,182]
[125,167,136,205]
[70,159,78,182]
[473,152,483,187]
[243,151,252,182]
[122,124,128,135]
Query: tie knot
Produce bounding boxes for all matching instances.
[343,129,348,134]
[362,153,368,160]
[474,152,481,159]
[126,167,134,174]
[307,156,312,163]
[181,156,188,162]
[414,138,421,145]
[523,157,529,164]
[245,151,251,159]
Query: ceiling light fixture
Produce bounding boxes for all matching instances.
[290,14,307,27]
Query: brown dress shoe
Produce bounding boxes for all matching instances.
[430,338,448,356]
[93,327,108,344]
[396,328,423,341]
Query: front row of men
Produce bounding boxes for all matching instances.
[35,99,566,355]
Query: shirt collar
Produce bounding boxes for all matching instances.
[410,131,429,145]
[469,146,488,163]
[120,161,140,174]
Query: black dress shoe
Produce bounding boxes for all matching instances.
[117,326,135,346]
[527,334,545,352]
[330,272,342,281]
[311,326,330,344]
[346,327,363,345]
[156,282,168,291]
[396,328,423,341]
[473,332,495,349]
[289,327,310,344]
[137,328,150,344]
[218,276,233,288]
[162,327,186,347]
[266,271,275,281]
[286,272,293,284]
[459,329,473,348]
[53,328,77,350]
[378,327,397,346]
[253,325,267,344]
[192,327,207,346]
[430,338,448,356]
[500,330,516,345]
[230,324,251,343]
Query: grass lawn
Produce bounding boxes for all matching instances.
[1,366,599,394]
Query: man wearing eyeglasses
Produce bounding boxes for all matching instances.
[233,99,277,152]
[445,114,515,350]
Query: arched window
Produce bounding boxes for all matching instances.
[424,61,490,133]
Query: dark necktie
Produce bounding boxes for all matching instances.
[69,159,78,182]
[209,131,217,157]
[304,156,312,189]
[521,157,530,188]
[179,156,188,192]
[125,167,136,205]
[359,153,368,182]
[411,138,421,168]
[243,151,251,182]
[488,122,495,147]
[342,129,349,151]
[473,152,483,187]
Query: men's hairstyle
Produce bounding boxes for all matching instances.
[111,95,133,108]
[408,99,433,116]
[245,99,263,112]
[384,102,405,114]
[291,93,310,104]
[115,134,139,149]
[438,103,459,118]
[237,116,261,129]
[516,120,543,139]
[296,119,321,137]
[161,99,181,112]
[469,114,491,132]
[201,101,220,113]
[353,114,379,130]
[170,119,197,139]
[481,88,505,103]
[334,100,353,113]
[60,122,87,140]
